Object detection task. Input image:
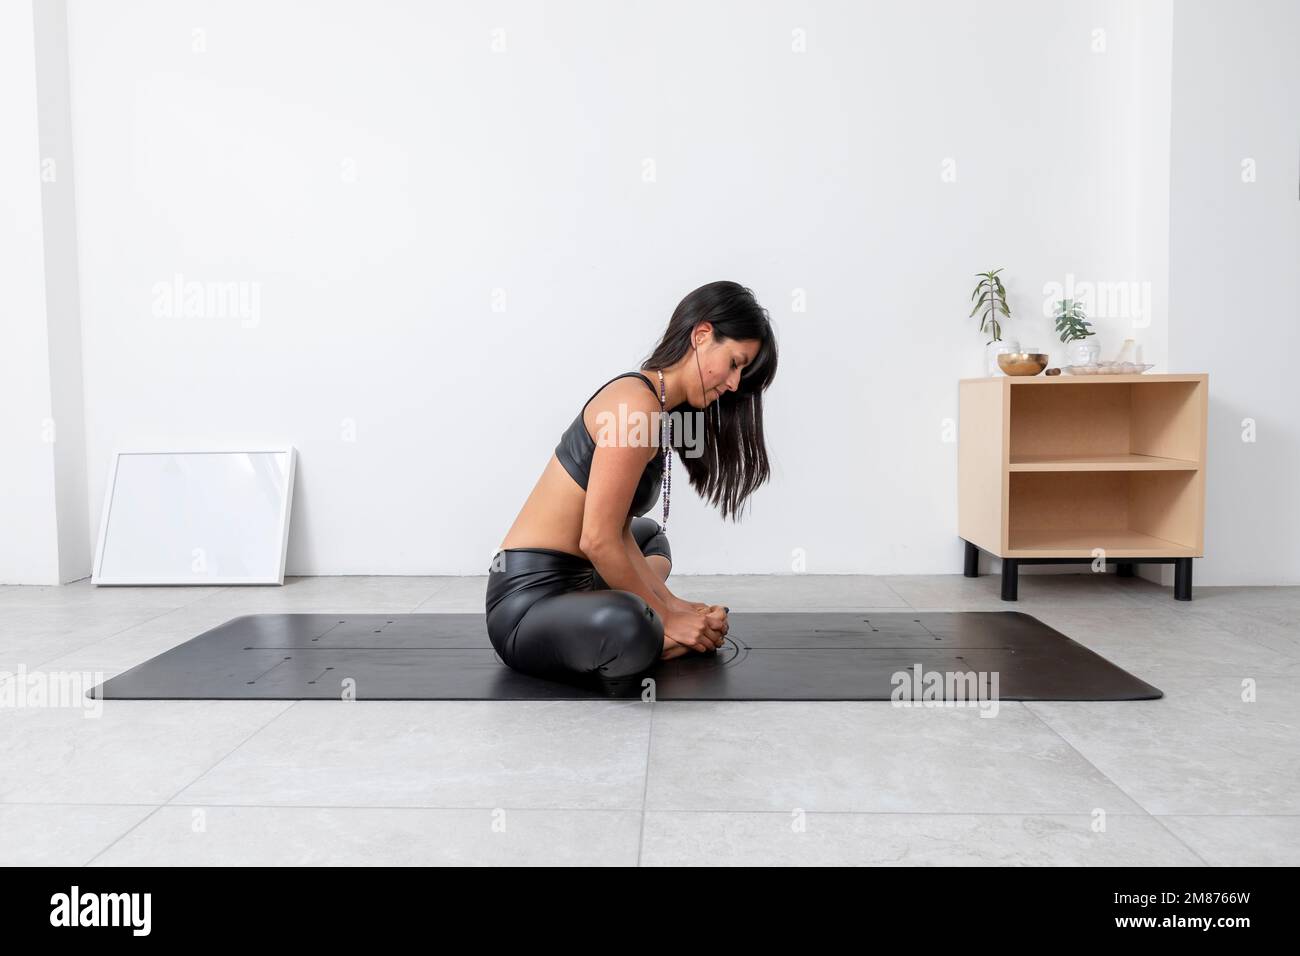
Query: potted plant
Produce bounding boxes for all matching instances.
[1053,298,1099,366]
[969,268,1018,375]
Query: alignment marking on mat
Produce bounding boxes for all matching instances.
[910,617,944,644]
[306,666,335,685]
[872,615,1023,648]
[863,616,949,647]
[255,642,490,649]
[758,616,928,648]
[247,655,295,685]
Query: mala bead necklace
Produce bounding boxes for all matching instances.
[656,368,672,533]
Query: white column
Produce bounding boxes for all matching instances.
[0,0,89,585]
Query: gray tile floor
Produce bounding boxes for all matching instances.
[1,572,1297,866]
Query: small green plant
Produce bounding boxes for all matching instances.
[1053,298,1094,343]
[969,268,1010,343]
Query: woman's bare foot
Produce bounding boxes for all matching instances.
[660,639,691,661]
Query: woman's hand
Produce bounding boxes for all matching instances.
[662,603,728,653]
[695,604,729,641]
[668,597,729,622]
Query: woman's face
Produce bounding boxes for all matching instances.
[693,328,761,407]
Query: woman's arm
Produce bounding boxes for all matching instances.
[581,535,671,622]
[578,381,677,622]
[622,521,686,612]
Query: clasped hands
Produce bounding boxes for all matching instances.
[661,597,729,659]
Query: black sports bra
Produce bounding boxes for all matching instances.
[554,371,665,517]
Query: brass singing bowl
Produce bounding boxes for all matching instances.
[997,352,1049,376]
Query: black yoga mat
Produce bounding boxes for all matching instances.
[86,611,1161,701]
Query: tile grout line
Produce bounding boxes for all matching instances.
[636,698,656,867]
[17,802,1263,814]
[1144,814,1215,866]
[82,699,303,866]
[175,586,234,610]
[1019,701,1210,864]
[24,603,209,673]
[408,581,467,612]
[878,579,913,610]
[85,595,443,863]
[79,804,168,867]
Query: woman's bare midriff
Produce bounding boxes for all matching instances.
[498,453,602,559]
[500,372,661,558]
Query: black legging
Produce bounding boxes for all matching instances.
[485,517,671,687]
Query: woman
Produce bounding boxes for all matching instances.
[485,280,778,693]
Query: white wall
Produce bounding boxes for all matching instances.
[52,0,1190,578]
[1168,0,1300,585]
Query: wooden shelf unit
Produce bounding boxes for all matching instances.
[958,373,1208,600]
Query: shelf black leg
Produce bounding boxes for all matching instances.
[1116,562,1136,577]
[1174,558,1193,600]
[1000,559,1019,601]
[963,540,980,577]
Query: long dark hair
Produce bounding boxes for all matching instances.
[642,281,778,522]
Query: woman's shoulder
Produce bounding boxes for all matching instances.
[583,372,662,455]
[587,370,659,408]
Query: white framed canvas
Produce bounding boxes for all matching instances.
[91,446,296,586]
